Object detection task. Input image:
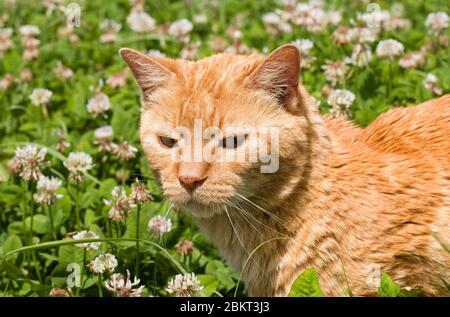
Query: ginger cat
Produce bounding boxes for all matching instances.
[120,45,450,296]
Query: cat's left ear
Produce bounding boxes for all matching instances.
[244,44,300,112]
[119,48,177,99]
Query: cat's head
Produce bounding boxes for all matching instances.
[120,45,318,218]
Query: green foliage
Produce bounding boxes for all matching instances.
[289,268,324,297]
[378,273,421,297]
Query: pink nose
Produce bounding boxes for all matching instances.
[177,162,209,191]
[178,175,207,191]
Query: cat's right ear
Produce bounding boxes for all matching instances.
[119,48,177,97]
[244,44,301,113]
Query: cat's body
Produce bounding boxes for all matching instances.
[195,96,450,296]
[120,45,450,296]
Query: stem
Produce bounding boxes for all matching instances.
[121,161,126,187]
[76,248,87,297]
[29,183,35,242]
[75,181,81,230]
[28,182,39,280]
[117,223,122,238]
[31,251,42,283]
[48,205,57,240]
[387,61,392,99]
[22,181,28,239]
[135,205,141,276]
[41,105,48,142]
[97,274,103,297]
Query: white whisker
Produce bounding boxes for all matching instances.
[235,193,285,225]
[224,205,250,255]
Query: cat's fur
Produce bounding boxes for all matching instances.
[120,45,450,296]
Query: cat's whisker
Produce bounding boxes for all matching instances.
[225,200,264,237]
[224,205,250,255]
[236,189,271,205]
[228,199,289,238]
[223,204,263,271]
[235,193,285,225]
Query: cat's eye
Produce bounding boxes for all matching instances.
[158,136,178,148]
[220,134,247,149]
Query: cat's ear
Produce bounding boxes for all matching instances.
[244,44,300,112]
[119,48,177,97]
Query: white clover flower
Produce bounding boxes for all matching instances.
[107,187,135,222]
[263,12,282,26]
[308,8,328,31]
[293,4,328,32]
[423,73,442,95]
[111,142,137,161]
[327,89,355,118]
[175,239,194,256]
[168,19,193,40]
[262,12,286,34]
[148,215,172,236]
[19,25,40,37]
[321,60,348,85]
[349,27,377,44]
[94,125,113,140]
[331,26,352,45]
[86,92,111,117]
[11,144,47,181]
[376,39,404,59]
[72,230,100,250]
[126,9,155,33]
[292,38,313,55]
[129,178,152,205]
[100,19,122,33]
[49,288,71,297]
[0,27,13,40]
[64,152,93,181]
[391,3,405,17]
[29,88,52,106]
[350,44,372,67]
[88,253,118,274]
[104,270,144,297]
[94,125,114,152]
[327,10,342,25]
[399,51,425,69]
[148,49,166,57]
[54,62,74,79]
[34,175,63,205]
[166,273,203,297]
[193,14,207,24]
[357,9,390,28]
[0,27,14,53]
[99,19,122,43]
[425,12,449,35]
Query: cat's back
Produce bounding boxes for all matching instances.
[324,96,450,295]
[359,94,450,160]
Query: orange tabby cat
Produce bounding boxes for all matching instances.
[120,45,450,296]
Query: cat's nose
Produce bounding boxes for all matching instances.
[178,175,207,191]
[178,162,209,191]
